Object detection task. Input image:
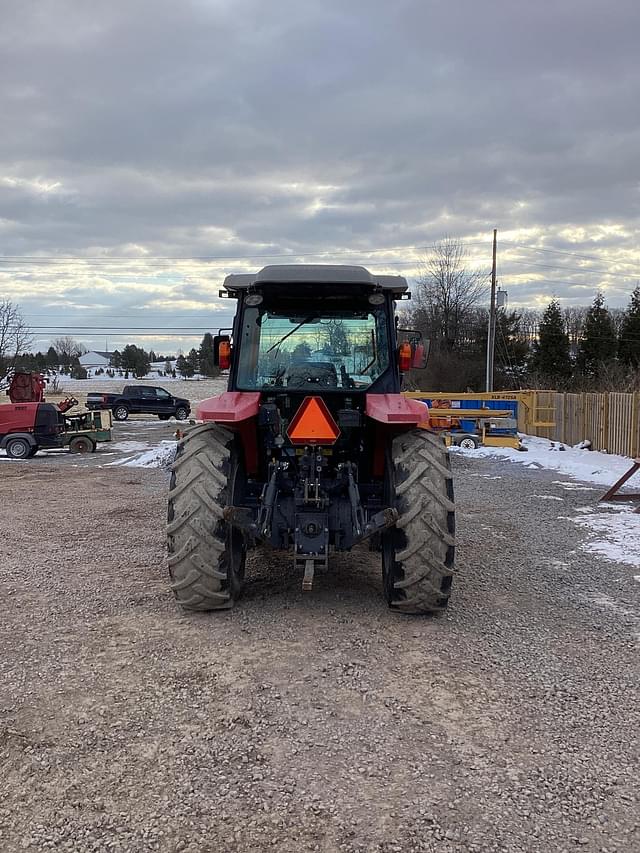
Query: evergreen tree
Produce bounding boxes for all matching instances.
[198,333,220,377]
[577,292,617,376]
[45,346,59,369]
[176,354,194,378]
[530,300,572,382]
[121,344,151,378]
[618,285,640,368]
[111,350,122,370]
[186,348,200,375]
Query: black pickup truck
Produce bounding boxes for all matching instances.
[86,385,191,421]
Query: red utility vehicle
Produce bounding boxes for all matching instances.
[1,372,110,459]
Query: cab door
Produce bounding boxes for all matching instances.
[154,387,174,414]
[138,386,160,413]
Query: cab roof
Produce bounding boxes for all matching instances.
[223,264,409,296]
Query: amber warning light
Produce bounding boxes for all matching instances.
[287,396,340,445]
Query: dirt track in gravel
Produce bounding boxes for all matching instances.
[1,453,638,852]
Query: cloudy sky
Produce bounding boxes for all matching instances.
[1,0,639,353]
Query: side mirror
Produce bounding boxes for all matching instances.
[214,334,232,369]
[398,342,412,372]
[397,329,429,370]
[412,339,430,369]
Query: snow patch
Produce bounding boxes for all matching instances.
[573,507,640,569]
[110,441,150,452]
[122,442,177,469]
[463,435,640,490]
[552,481,598,492]
[529,495,564,501]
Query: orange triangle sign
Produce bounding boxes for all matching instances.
[287,396,340,445]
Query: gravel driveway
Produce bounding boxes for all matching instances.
[1,453,638,852]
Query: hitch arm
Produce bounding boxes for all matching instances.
[360,507,399,541]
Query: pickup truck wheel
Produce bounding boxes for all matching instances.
[113,405,129,421]
[175,407,189,421]
[158,414,170,420]
[6,437,32,459]
[167,423,246,611]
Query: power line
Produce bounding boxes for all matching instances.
[0,241,490,264]
[504,258,640,280]
[502,240,640,266]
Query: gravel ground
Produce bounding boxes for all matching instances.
[1,451,638,852]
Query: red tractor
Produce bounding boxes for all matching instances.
[167,265,455,613]
[1,371,108,459]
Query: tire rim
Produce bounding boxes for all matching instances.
[72,439,91,453]
[176,408,187,420]
[460,438,477,449]
[115,407,128,419]
[10,441,29,458]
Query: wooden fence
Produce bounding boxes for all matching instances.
[522,391,640,457]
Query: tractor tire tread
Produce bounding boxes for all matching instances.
[167,422,237,611]
[389,429,455,614]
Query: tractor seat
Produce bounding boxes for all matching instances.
[285,361,338,388]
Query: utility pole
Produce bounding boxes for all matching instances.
[485,228,498,392]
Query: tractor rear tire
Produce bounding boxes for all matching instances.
[382,429,455,614]
[167,422,246,611]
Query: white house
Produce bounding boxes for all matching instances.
[79,350,114,369]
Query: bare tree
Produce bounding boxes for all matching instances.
[609,307,626,337]
[0,300,33,373]
[519,309,541,346]
[562,306,588,351]
[416,238,488,351]
[51,336,84,366]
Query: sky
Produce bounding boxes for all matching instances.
[1,0,639,354]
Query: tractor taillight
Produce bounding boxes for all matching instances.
[398,342,412,372]
[219,341,231,370]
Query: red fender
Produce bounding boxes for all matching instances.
[366,394,430,476]
[196,392,261,474]
[366,394,429,425]
[197,391,261,423]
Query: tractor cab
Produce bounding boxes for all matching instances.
[219,265,425,395]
